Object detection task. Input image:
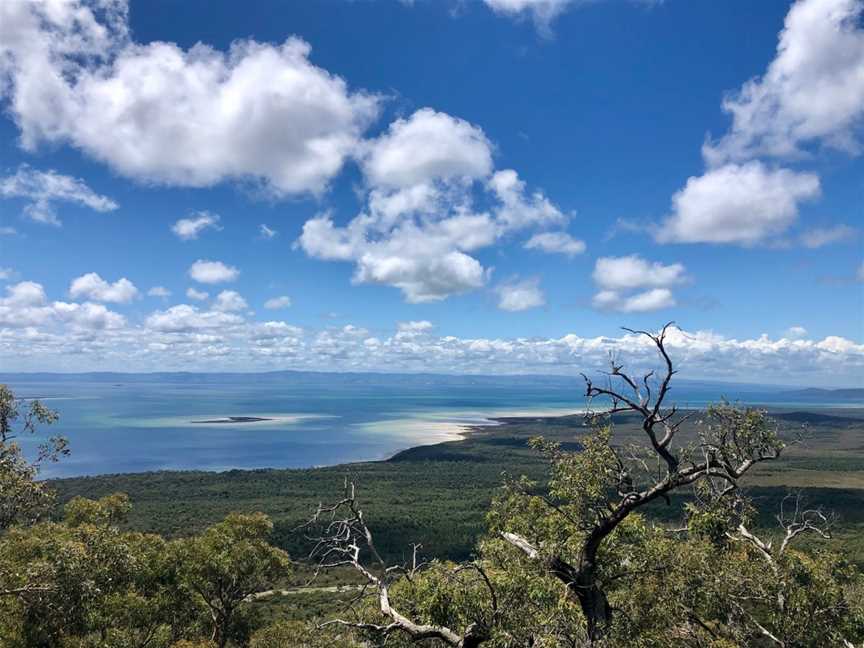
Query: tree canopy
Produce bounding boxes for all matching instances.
[1,325,863,646]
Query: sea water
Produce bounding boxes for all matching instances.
[3,375,855,478]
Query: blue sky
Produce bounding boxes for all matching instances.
[0,0,861,384]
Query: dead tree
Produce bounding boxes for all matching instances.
[304,480,493,647]
[501,323,786,642]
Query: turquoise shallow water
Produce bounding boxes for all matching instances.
[5,376,854,478]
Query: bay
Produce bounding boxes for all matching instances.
[3,373,856,478]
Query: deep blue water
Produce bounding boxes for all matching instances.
[4,376,855,478]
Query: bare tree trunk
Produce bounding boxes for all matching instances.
[573,567,612,642]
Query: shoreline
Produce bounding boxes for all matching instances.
[44,405,864,483]
[45,412,558,483]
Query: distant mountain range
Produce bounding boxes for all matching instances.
[776,388,864,402]
[0,370,858,396]
[0,370,586,388]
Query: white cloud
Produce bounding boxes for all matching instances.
[259,224,278,239]
[147,286,171,298]
[483,0,577,33]
[0,268,13,281]
[657,162,820,245]
[704,0,864,165]
[186,287,209,301]
[524,231,586,256]
[0,165,117,225]
[1,281,46,307]
[69,272,139,303]
[213,290,248,313]
[495,277,545,311]
[785,325,808,339]
[481,0,662,34]
[799,224,858,248]
[591,255,685,313]
[145,304,244,333]
[171,211,221,240]
[0,280,124,330]
[52,300,126,330]
[593,288,676,313]
[300,108,570,303]
[0,1,380,196]
[0,227,16,236]
[593,255,687,291]
[299,211,491,302]
[360,108,493,189]
[397,320,433,332]
[1,306,862,386]
[188,260,239,284]
[488,169,566,230]
[264,296,292,309]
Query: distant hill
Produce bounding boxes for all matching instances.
[0,370,792,392]
[0,369,586,388]
[2,370,856,399]
[777,388,864,402]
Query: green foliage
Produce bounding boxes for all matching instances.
[174,513,292,648]
[0,384,65,530]
[0,495,201,647]
[2,382,864,646]
[249,620,360,648]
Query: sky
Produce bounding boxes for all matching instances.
[0,0,862,385]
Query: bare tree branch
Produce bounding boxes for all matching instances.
[306,480,491,648]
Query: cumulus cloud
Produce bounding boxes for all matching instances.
[0,165,117,225]
[593,255,687,291]
[1,299,861,386]
[663,1,863,249]
[264,296,292,309]
[171,211,221,240]
[495,277,545,312]
[360,108,493,189]
[799,224,858,248]
[481,0,662,34]
[658,162,820,245]
[213,290,248,313]
[0,0,380,196]
[145,304,243,333]
[69,272,139,303]
[397,320,433,333]
[593,288,676,313]
[147,286,171,298]
[0,280,124,329]
[592,255,685,313]
[483,0,578,33]
[785,325,808,339]
[300,108,570,302]
[52,300,126,330]
[188,260,239,284]
[186,287,209,301]
[703,0,864,165]
[524,231,586,256]
[488,169,567,230]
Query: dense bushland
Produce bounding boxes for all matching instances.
[2,327,863,646]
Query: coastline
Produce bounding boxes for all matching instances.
[44,404,864,483]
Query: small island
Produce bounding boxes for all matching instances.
[190,416,274,424]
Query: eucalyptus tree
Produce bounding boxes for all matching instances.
[306,324,863,646]
[174,512,292,648]
[0,384,65,530]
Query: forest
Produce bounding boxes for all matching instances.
[3,327,864,647]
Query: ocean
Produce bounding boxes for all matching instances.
[3,374,856,478]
